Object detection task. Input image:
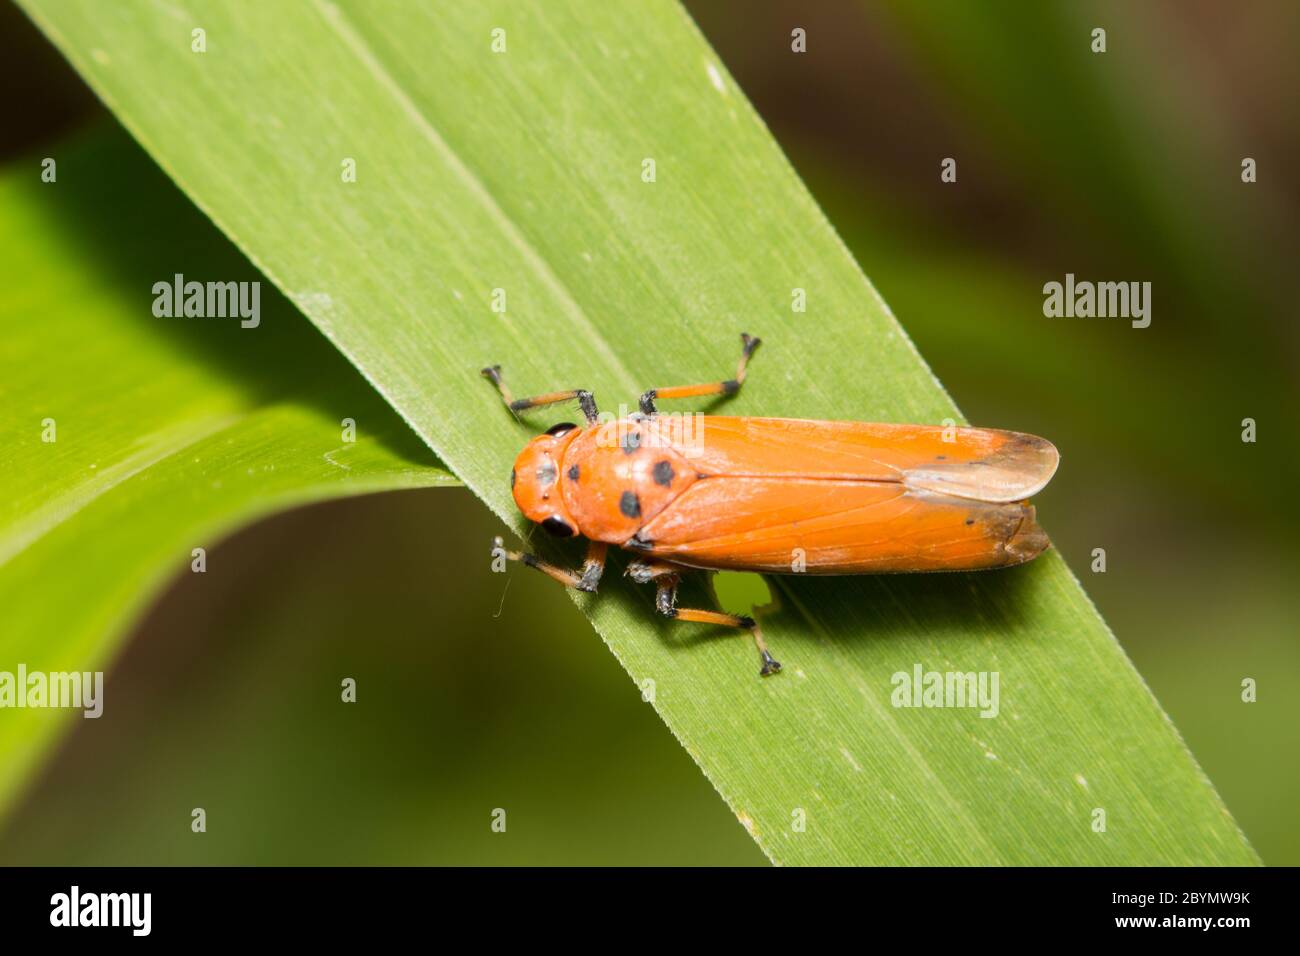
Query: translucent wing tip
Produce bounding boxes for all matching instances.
[905,430,1059,503]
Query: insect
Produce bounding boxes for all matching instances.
[483,334,1058,677]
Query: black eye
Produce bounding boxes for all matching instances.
[546,422,578,437]
[540,516,575,538]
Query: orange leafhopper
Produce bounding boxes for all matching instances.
[484,334,1057,676]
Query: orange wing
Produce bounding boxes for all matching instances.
[664,417,1058,502]
[635,417,1057,574]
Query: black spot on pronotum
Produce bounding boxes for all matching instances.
[965,518,975,526]
[540,516,574,538]
[536,461,557,486]
[619,491,641,519]
[546,421,577,437]
[653,460,674,486]
[567,464,580,481]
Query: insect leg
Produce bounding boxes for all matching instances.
[481,366,599,425]
[578,541,609,591]
[493,536,607,593]
[638,332,761,416]
[624,556,685,585]
[629,558,781,677]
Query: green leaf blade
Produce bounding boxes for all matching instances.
[16,0,1256,864]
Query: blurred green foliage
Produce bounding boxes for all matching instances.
[0,490,763,865]
[0,127,452,821]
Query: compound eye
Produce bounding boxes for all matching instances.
[540,516,575,538]
[545,422,578,437]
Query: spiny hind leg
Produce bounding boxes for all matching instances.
[493,536,607,592]
[626,557,781,677]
